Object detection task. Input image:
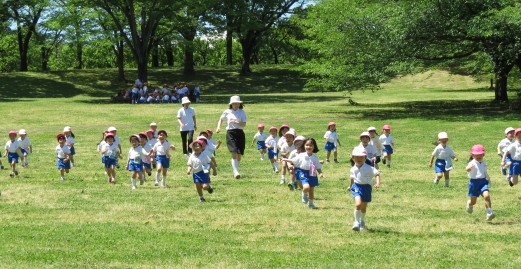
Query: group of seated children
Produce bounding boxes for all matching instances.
[129,78,202,104]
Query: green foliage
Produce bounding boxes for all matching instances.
[0,34,18,72]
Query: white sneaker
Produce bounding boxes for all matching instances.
[486,213,495,221]
[352,221,360,231]
[434,177,440,184]
[60,177,65,181]
[154,180,159,186]
[274,168,279,173]
[301,193,309,204]
[466,201,473,214]
[279,179,285,185]
[359,221,366,230]
[260,157,264,161]
[161,180,166,188]
[132,185,137,190]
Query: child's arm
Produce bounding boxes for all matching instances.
[16,147,23,157]
[348,178,354,192]
[497,143,503,156]
[465,159,476,172]
[118,144,122,157]
[317,168,324,178]
[187,165,192,175]
[251,136,256,146]
[216,118,224,133]
[215,140,222,149]
[374,174,381,189]
[501,151,509,167]
[126,157,130,170]
[336,139,341,147]
[452,155,458,161]
[428,155,435,167]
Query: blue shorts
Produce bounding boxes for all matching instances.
[105,157,117,169]
[101,155,106,163]
[143,162,151,170]
[20,149,28,156]
[505,155,512,164]
[297,169,319,187]
[257,141,266,150]
[57,158,71,170]
[8,152,19,164]
[156,155,170,169]
[324,142,336,152]
[351,183,372,203]
[510,160,521,175]
[128,160,143,172]
[468,178,489,197]
[193,171,210,184]
[294,168,302,181]
[383,145,393,155]
[267,148,278,159]
[70,146,76,155]
[434,159,449,173]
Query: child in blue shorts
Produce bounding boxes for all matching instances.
[349,146,381,231]
[265,126,279,173]
[187,139,214,202]
[466,144,495,221]
[126,134,147,190]
[497,127,514,182]
[55,134,71,181]
[379,124,394,168]
[502,128,521,187]
[138,132,152,180]
[252,124,267,161]
[4,130,22,177]
[148,130,174,188]
[101,132,119,183]
[429,132,458,187]
[323,122,341,163]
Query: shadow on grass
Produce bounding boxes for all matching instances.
[332,99,520,121]
[0,74,84,98]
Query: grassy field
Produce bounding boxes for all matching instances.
[1,66,521,268]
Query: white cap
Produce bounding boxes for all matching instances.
[359,131,370,138]
[150,122,157,127]
[294,135,305,142]
[505,127,515,135]
[438,132,448,139]
[285,129,296,137]
[181,97,191,104]
[229,95,243,105]
[108,126,117,132]
[367,126,376,132]
[18,129,27,135]
[352,146,367,156]
[63,126,71,132]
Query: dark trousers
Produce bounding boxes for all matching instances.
[180,130,194,154]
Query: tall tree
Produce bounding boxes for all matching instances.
[5,0,47,71]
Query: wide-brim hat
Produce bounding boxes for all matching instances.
[229,95,243,105]
[438,132,448,140]
[359,131,370,138]
[294,136,305,142]
[150,122,157,127]
[108,126,117,132]
[181,97,191,104]
[505,127,515,135]
[352,146,367,156]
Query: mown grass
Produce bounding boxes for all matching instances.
[1,66,521,268]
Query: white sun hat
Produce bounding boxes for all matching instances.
[352,146,367,156]
[505,127,515,135]
[229,95,243,105]
[150,122,157,127]
[18,129,27,135]
[181,97,191,104]
[438,132,448,139]
[108,126,117,132]
[63,126,72,132]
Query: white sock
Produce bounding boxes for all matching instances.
[361,213,366,222]
[131,178,136,187]
[486,207,493,214]
[302,191,308,198]
[231,159,239,173]
[155,172,160,181]
[354,209,362,222]
[281,175,286,180]
[309,198,314,205]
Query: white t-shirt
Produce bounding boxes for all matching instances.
[280,142,295,157]
[207,138,217,153]
[102,143,119,159]
[253,132,267,142]
[5,140,20,153]
[360,143,378,159]
[220,109,247,130]
[56,144,71,159]
[324,131,339,144]
[467,159,489,179]
[128,146,146,162]
[379,134,394,147]
[142,143,152,163]
[65,135,75,147]
[265,135,279,153]
[177,107,196,131]
[291,152,322,171]
[97,141,107,152]
[18,137,31,151]
[350,163,380,185]
[498,138,513,154]
[506,141,521,161]
[277,136,286,150]
[432,144,455,159]
[187,152,212,173]
[370,136,383,154]
[152,140,172,156]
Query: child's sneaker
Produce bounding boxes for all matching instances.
[359,221,366,230]
[301,193,309,204]
[154,180,159,186]
[274,168,279,173]
[486,213,495,221]
[140,178,145,185]
[0,165,4,169]
[161,180,166,188]
[199,197,206,202]
[352,221,360,231]
[508,177,514,187]
[288,182,294,191]
[14,170,18,176]
[9,172,14,178]
[208,186,214,194]
[382,158,386,164]
[60,176,65,181]
[279,179,285,185]
[308,203,316,209]
[132,185,137,190]
[334,159,339,163]
[326,159,330,163]
[466,201,473,214]
[292,181,298,190]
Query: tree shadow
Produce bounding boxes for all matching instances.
[0,74,84,98]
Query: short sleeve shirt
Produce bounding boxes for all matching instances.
[467,159,488,179]
[506,141,521,161]
[220,109,247,130]
[187,152,212,173]
[18,137,31,151]
[56,145,71,159]
[350,163,380,184]
[324,131,338,143]
[432,144,455,159]
[152,141,172,156]
[291,153,322,170]
[177,107,196,131]
[253,132,267,142]
[5,140,20,153]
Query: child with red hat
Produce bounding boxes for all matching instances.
[265,126,280,173]
[100,132,119,183]
[187,139,214,202]
[466,144,494,221]
[251,124,267,161]
[379,124,395,168]
[502,128,521,187]
[324,122,341,163]
[55,134,71,181]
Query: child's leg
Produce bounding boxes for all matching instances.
[326,150,331,161]
[301,183,310,204]
[353,196,363,229]
[443,171,450,187]
[468,196,478,206]
[161,168,168,187]
[333,150,338,162]
[482,191,492,209]
[60,168,65,177]
[434,172,443,183]
[131,171,137,188]
[65,168,69,174]
[202,183,210,191]
[297,180,303,189]
[195,183,203,196]
[511,174,518,185]
[110,166,116,180]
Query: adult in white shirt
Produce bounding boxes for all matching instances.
[177,97,197,155]
[216,95,247,179]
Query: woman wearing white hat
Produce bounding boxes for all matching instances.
[216,95,247,179]
[177,96,197,156]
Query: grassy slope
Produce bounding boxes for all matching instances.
[1,66,521,268]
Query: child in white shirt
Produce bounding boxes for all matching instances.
[429,132,458,187]
[324,122,341,163]
[126,134,147,189]
[187,139,214,202]
[466,144,494,221]
[502,128,521,187]
[265,126,279,173]
[56,133,71,181]
[17,129,32,168]
[101,132,119,183]
[379,124,394,168]
[148,130,174,188]
[4,130,22,177]
[497,127,514,179]
[251,124,268,160]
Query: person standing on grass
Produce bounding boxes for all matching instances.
[497,127,514,181]
[187,139,214,202]
[466,144,495,221]
[177,97,197,156]
[429,132,458,187]
[63,126,76,167]
[501,128,521,187]
[17,129,32,168]
[107,126,122,168]
[355,132,378,167]
[279,129,296,185]
[367,126,383,168]
[379,124,394,168]
[4,130,23,177]
[324,122,341,163]
[349,146,381,231]
[251,124,267,161]
[265,126,279,174]
[55,134,71,181]
[149,130,174,188]
[126,134,146,190]
[101,132,119,183]
[285,138,324,209]
[216,95,247,179]
[138,132,152,181]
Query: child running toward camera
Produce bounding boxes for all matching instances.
[101,132,119,183]
[4,130,22,177]
[324,122,341,163]
[367,126,383,168]
[279,128,296,185]
[187,139,214,202]
[502,128,521,187]
[379,124,394,168]
[497,127,514,181]
[63,126,76,167]
[55,134,71,181]
[265,126,279,173]
[349,146,381,231]
[17,129,32,168]
[149,130,174,188]
[358,131,378,167]
[252,124,267,161]
[126,134,147,189]
[138,132,152,181]
[429,132,458,187]
[286,136,306,190]
[466,144,495,221]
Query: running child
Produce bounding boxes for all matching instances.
[429,132,458,187]
[4,130,22,177]
[367,126,383,168]
[466,144,495,221]
[63,126,76,167]
[197,131,218,176]
[379,124,394,168]
[138,132,152,180]
[279,128,296,185]
[349,146,381,231]
[17,129,32,168]
[149,130,174,188]
[146,129,157,168]
[497,127,514,180]
[286,135,306,190]
[55,134,71,181]
[126,134,146,190]
[324,122,341,163]
[502,128,521,187]
[251,124,267,160]
[206,129,221,156]
[101,132,119,183]
[187,139,215,202]
[358,131,378,167]
[265,126,279,173]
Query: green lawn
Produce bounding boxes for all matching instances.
[1,66,521,268]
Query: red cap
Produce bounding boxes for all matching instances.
[515,128,521,136]
[328,122,336,126]
[8,130,17,135]
[257,124,265,128]
[269,126,277,131]
[382,124,391,130]
[471,144,485,155]
[105,132,115,139]
[56,133,65,141]
[280,124,289,129]
[146,129,155,134]
[206,129,213,135]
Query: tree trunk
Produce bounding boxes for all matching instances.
[41,47,49,71]
[271,47,279,64]
[226,29,233,65]
[17,29,29,72]
[152,43,159,67]
[116,39,125,82]
[75,28,83,69]
[183,38,195,75]
[165,44,174,67]
[493,63,512,102]
[240,32,257,74]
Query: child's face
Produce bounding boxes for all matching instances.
[329,125,335,130]
[507,131,514,139]
[294,140,303,150]
[193,143,202,153]
[231,103,240,110]
[64,131,70,136]
[131,137,140,147]
[258,127,264,133]
[158,133,166,142]
[8,134,16,141]
[473,153,484,161]
[360,136,370,144]
[368,130,376,138]
[58,137,66,145]
[439,138,448,144]
[304,140,315,154]
[269,129,277,136]
[285,134,294,144]
[515,132,521,141]
[383,129,390,135]
[106,137,114,144]
[147,132,154,139]
[281,128,289,135]
[353,155,366,165]
[140,138,146,146]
